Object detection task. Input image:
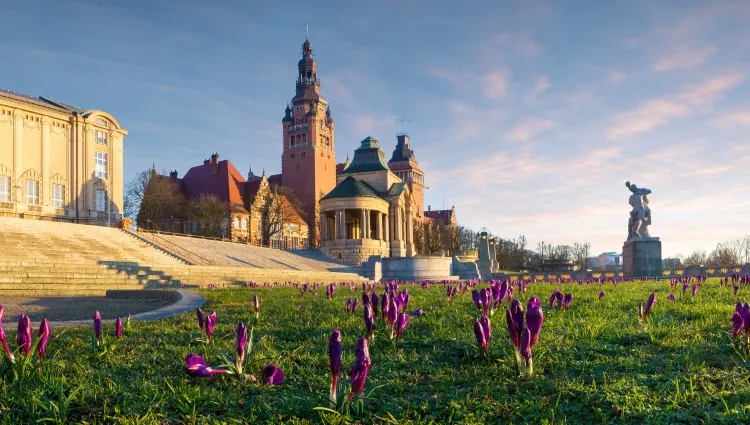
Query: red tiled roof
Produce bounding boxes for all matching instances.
[335,163,348,173]
[388,160,421,172]
[424,209,455,226]
[181,160,247,206]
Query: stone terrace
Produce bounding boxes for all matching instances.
[0,218,368,296]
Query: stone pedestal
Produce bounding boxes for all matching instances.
[623,238,662,278]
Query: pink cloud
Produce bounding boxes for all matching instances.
[482,70,509,99]
[523,76,551,105]
[504,118,554,142]
[712,110,750,127]
[608,71,626,84]
[653,45,716,71]
[606,72,743,139]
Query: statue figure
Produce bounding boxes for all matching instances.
[626,181,652,240]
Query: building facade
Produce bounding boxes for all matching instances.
[281,37,337,243]
[0,89,126,225]
[319,137,417,266]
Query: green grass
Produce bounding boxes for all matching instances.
[2,279,750,424]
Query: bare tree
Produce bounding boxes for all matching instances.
[261,186,305,246]
[187,194,228,237]
[134,169,185,230]
[682,250,708,266]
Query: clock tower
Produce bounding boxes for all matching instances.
[281,36,336,245]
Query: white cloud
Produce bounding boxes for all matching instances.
[653,46,716,71]
[523,76,551,105]
[608,71,626,84]
[606,72,743,139]
[482,70,509,99]
[504,118,554,142]
[712,110,750,127]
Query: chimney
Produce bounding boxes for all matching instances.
[210,153,219,175]
[169,170,178,181]
[203,159,210,165]
[427,205,431,211]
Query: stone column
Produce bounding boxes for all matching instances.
[13,113,23,206]
[42,120,50,206]
[394,206,402,241]
[384,212,389,242]
[360,209,367,239]
[375,211,382,241]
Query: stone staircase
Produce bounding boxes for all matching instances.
[0,218,368,296]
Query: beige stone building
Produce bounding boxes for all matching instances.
[0,89,127,225]
[319,137,416,265]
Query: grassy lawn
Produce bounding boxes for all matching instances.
[1,278,750,424]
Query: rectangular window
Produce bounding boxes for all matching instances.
[96,130,108,145]
[25,180,39,205]
[51,184,65,208]
[95,152,108,179]
[0,176,9,202]
[95,189,108,212]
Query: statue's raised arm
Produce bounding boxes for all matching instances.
[625,181,651,196]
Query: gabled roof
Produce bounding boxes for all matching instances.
[339,136,390,175]
[387,182,407,197]
[321,176,383,200]
[181,159,247,207]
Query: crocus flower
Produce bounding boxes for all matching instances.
[184,354,229,377]
[381,292,390,321]
[364,304,374,340]
[643,293,656,318]
[691,284,698,298]
[348,337,371,401]
[16,314,32,356]
[638,302,644,319]
[526,304,543,347]
[472,290,481,310]
[352,298,359,313]
[345,299,353,313]
[371,293,378,317]
[731,311,744,338]
[742,303,750,342]
[205,310,217,340]
[0,306,13,362]
[474,320,488,356]
[411,309,423,316]
[38,317,50,359]
[362,292,370,308]
[734,285,739,296]
[115,317,123,339]
[481,288,492,315]
[388,298,398,338]
[519,328,533,376]
[479,314,491,339]
[395,313,409,339]
[236,321,248,365]
[253,295,260,318]
[262,364,285,385]
[93,311,102,347]
[196,308,204,331]
[329,329,343,404]
[563,293,573,309]
[667,293,676,301]
[599,291,606,300]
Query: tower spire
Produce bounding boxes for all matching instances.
[306,23,309,41]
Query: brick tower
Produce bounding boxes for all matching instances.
[388,134,425,219]
[281,35,336,245]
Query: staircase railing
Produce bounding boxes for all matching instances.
[123,229,212,266]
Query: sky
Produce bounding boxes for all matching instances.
[1,0,749,257]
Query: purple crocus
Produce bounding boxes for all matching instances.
[0,306,13,362]
[329,330,343,404]
[196,308,204,331]
[519,328,533,375]
[395,313,409,340]
[474,320,488,356]
[643,293,656,318]
[371,293,378,317]
[364,304,374,340]
[731,310,744,338]
[345,299,353,313]
[479,314,491,340]
[348,337,372,401]
[38,317,50,359]
[262,364,285,385]
[93,310,102,347]
[742,303,750,343]
[236,321,248,364]
[115,317,123,340]
[205,310,217,340]
[691,284,698,298]
[598,291,606,300]
[667,293,676,301]
[388,298,398,338]
[16,314,32,356]
[253,295,260,318]
[734,285,739,296]
[381,292,390,321]
[184,354,228,377]
[562,293,573,309]
[411,309,423,316]
[526,303,543,347]
[352,298,359,313]
[472,290,481,311]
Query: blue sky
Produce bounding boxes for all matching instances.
[2,0,749,257]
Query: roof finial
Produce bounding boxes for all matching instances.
[262,166,267,177]
[306,22,309,41]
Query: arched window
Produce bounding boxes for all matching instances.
[234,216,240,228]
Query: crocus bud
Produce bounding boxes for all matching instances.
[262,364,285,385]
[185,354,229,377]
[196,308,204,331]
[253,295,260,318]
[93,311,102,345]
[371,293,379,317]
[236,321,248,363]
[505,308,519,349]
[364,305,374,340]
[731,312,744,338]
[473,320,488,356]
[38,317,51,359]
[598,291,606,300]
[0,306,13,362]
[17,314,32,356]
[667,293,675,301]
[348,337,371,401]
[526,305,543,347]
[479,315,491,340]
[329,329,343,404]
[644,293,656,318]
[395,313,409,339]
[381,292,390,321]
[734,285,739,296]
[205,310,217,340]
[115,317,123,339]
